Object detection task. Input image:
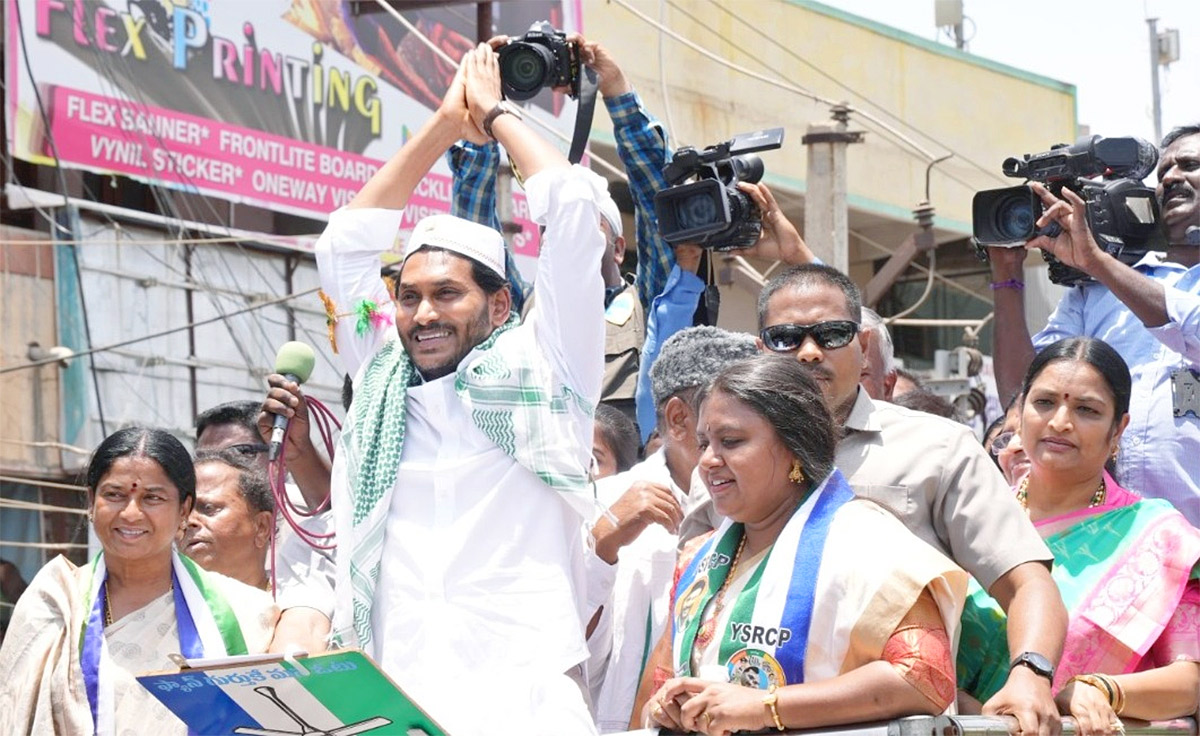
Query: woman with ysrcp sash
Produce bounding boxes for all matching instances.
[958,338,1200,734]
[0,427,278,735]
[636,355,967,735]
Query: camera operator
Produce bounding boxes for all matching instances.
[634,180,814,442]
[449,33,675,426]
[990,124,1200,525]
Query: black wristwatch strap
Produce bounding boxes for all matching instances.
[1010,651,1055,682]
[483,103,518,140]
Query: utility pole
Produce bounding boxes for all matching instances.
[801,105,864,274]
[1149,18,1162,144]
[1148,18,1181,145]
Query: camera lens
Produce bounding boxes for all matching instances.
[499,43,555,101]
[992,191,1037,241]
[676,191,721,230]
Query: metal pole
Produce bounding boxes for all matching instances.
[1149,17,1162,144]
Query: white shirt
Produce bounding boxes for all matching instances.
[587,449,686,732]
[318,166,608,736]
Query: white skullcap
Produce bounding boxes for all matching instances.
[403,214,506,278]
[596,192,623,239]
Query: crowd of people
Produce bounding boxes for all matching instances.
[0,35,1197,736]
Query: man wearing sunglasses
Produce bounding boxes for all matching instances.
[756,263,1066,736]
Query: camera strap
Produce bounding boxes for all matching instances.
[568,65,599,164]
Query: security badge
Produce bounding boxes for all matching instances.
[726,648,786,690]
[1171,367,1200,418]
[605,291,635,327]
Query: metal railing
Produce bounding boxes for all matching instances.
[893,715,1197,736]
[648,715,1199,736]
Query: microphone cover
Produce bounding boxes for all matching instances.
[274,342,316,383]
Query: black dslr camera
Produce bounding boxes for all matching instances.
[972,135,1165,286]
[655,128,785,251]
[498,21,580,101]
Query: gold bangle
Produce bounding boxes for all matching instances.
[1095,673,1126,715]
[1069,674,1124,714]
[763,684,785,731]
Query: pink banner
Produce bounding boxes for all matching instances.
[43,85,539,255]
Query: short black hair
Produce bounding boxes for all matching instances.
[195,400,260,439]
[594,402,640,473]
[1021,337,1131,421]
[87,427,196,510]
[893,389,960,421]
[699,354,837,489]
[1162,124,1200,150]
[194,449,275,515]
[397,246,509,297]
[894,367,925,390]
[756,263,862,330]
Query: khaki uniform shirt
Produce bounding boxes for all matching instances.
[836,390,1050,589]
[681,389,1051,590]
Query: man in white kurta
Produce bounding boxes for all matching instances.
[587,327,758,731]
[316,48,606,735]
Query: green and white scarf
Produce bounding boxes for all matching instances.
[333,313,595,648]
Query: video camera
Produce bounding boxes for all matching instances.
[498,21,580,101]
[655,128,785,251]
[972,135,1165,286]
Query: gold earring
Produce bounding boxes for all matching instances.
[1110,446,1119,462]
[789,459,804,484]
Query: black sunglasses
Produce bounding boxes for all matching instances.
[760,321,859,352]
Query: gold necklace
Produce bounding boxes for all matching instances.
[1016,476,1106,511]
[696,534,747,647]
[104,579,173,627]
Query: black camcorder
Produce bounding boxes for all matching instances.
[972,135,1165,286]
[498,21,580,101]
[655,128,785,251]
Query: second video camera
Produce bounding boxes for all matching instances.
[972,135,1165,285]
[498,21,580,101]
[655,128,785,251]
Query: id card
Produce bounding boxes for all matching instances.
[1171,367,1200,418]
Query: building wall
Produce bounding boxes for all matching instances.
[580,0,1078,337]
[0,226,60,473]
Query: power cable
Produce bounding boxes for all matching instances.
[695,0,1008,186]
[12,0,112,436]
[610,0,941,164]
[369,0,629,182]
[0,287,320,375]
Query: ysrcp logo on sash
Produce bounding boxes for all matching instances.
[726,648,785,690]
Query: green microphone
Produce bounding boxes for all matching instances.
[268,342,316,461]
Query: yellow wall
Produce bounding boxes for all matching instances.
[584,0,1076,237]
[583,0,1077,335]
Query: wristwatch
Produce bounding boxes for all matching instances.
[1009,651,1055,682]
[482,101,522,140]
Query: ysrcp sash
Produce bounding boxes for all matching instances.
[80,550,249,735]
[672,470,856,688]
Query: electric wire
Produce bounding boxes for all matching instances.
[369,0,629,182]
[0,287,321,375]
[696,0,1009,186]
[11,0,111,437]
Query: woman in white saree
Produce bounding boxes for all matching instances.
[0,427,278,735]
